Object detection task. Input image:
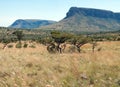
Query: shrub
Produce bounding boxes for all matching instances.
[97,47,102,51]
[23,43,28,48]
[7,44,13,48]
[37,37,53,45]
[12,30,24,42]
[26,63,33,68]
[16,42,22,48]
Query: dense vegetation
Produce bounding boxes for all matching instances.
[0,27,120,52]
[0,26,119,62]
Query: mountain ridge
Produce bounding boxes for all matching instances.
[39,7,120,33]
[65,7,120,20]
[9,19,56,29]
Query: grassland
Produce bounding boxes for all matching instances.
[0,41,120,87]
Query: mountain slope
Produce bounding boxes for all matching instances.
[9,19,56,29]
[39,7,120,33]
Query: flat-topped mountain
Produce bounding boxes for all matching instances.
[39,7,120,33]
[9,19,56,29]
[65,7,120,19]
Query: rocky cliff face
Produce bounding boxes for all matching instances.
[39,7,120,33]
[65,7,120,20]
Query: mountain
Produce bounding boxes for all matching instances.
[39,7,120,33]
[9,19,56,29]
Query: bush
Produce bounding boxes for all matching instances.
[12,30,24,42]
[16,42,22,48]
[23,43,28,48]
[7,44,13,48]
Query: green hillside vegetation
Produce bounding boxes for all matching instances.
[39,14,120,32]
[39,7,120,33]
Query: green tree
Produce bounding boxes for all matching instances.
[37,37,53,45]
[12,30,24,43]
[50,31,72,53]
[0,29,12,49]
[69,35,90,53]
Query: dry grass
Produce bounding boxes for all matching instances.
[0,41,120,87]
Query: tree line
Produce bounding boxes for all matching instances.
[0,28,120,53]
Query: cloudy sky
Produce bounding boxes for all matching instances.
[0,0,120,27]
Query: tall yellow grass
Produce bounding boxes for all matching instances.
[0,41,120,87]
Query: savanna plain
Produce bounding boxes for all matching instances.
[0,41,120,87]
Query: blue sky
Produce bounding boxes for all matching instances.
[0,0,120,27]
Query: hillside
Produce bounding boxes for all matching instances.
[9,19,56,29]
[39,7,120,33]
